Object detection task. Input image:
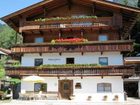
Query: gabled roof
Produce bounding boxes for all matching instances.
[0,48,11,55]
[1,0,140,31]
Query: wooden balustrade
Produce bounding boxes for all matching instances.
[20,17,113,32]
[5,65,134,76]
[11,40,133,53]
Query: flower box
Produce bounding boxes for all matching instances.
[52,38,88,43]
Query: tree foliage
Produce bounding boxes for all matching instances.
[0,66,5,79]
[0,24,22,49]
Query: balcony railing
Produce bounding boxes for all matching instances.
[20,17,113,32]
[11,40,133,53]
[5,65,134,77]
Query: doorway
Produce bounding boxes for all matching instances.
[124,82,138,97]
[59,80,73,99]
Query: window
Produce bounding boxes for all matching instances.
[63,83,69,90]
[98,35,108,41]
[99,57,108,66]
[35,37,44,43]
[35,59,43,66]
[66,58,74,64]
[75,83,82,89]
[97,83,112,92]
[72,15,92,26]
[34,83,47,92]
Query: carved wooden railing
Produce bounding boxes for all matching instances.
[19,17,113,32]
[11,40,133,53]
[5,65,134,76]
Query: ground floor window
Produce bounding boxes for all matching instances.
[97,83,112,92]
[75,83,82,89]
[34,83,47,92]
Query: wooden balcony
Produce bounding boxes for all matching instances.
[5,65,134,77]
[20,17,114,32]
[11,40,133,54]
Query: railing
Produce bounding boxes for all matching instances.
[20,17,113,32]
[5,65,134,76]
[11,40,133,53]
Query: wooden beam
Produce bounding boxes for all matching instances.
[43,6,48,18]
[8,19,19,32]
[39,30,44,35]
[67,0,72,10]
[92,3,96,15]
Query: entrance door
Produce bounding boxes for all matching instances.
[59,80,73,99]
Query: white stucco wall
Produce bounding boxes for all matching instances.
[21,52,123,66]
[21,76,124,102]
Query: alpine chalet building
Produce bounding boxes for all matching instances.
[2,0,140,102]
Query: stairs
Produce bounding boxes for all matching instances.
[121,14,140,40]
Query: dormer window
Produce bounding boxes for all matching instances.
[98,35,108,41]
[35,37,44,43]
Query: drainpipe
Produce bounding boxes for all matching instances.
[138,80,140,98]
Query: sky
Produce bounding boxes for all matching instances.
[0,0,42,24]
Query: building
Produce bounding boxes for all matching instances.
[0,48,11,60]
[2,0,140,102]
[0,48,11,90]
[124,57,140,98]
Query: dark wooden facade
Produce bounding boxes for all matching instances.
[2,0,140,77]
[5,65,134,77]
[12,40,133,54]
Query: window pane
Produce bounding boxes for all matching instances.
[75,83,82,89]
[97,83,104,92]
[66,58,74,64]
[97,83,112,93]
[99,35,108,41]
[34,83,41,92]
[35,59,43,66]
[99,57,108,66]
[35,37,44,43]
[104,84,111,92]
[34,83,47,92]
[64,83,69,90]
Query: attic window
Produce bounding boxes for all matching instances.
[75,83,82,89]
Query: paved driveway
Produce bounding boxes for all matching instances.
[0,98,140,105]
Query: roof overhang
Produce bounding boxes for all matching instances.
[1,0,140,31]
[0,48,11,55]
[124,57,140,64]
